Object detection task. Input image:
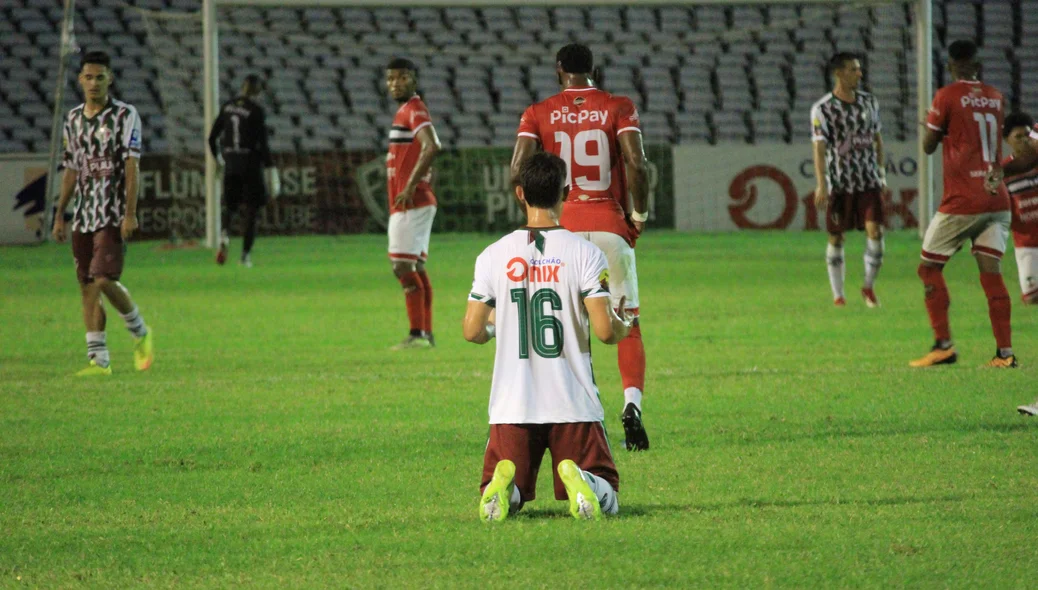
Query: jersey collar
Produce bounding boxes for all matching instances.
[563,86,596,92]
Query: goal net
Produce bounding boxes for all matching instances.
[99,0,942,242]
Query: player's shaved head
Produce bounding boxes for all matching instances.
[80,50,111,73]
[519,152,568,209]
[556,44,594,75]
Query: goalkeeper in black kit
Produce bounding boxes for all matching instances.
[208,74,280,267]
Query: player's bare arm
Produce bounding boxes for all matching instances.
[1002,150,1038,176]
[922,125,943,155]
[586,295,632,345]
[812,140,829,206]
[122,156,139,240]
[618,131,649,233]
[462,300,495,344]
[509,136,541,191]
[874,132,891,200]
[395,125,441,208]
[51,168,77,243]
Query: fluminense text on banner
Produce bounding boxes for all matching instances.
[673,142,939,232]
[133,146,674,240]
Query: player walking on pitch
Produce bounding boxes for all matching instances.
[510,43,651,451]
[466,152,632,521]
[51,50,154,376]
[911,40,1015,368]
[208,74,280,268]
[385,58,442,350]
[811,52,888,307]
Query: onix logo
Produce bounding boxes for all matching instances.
[506,257,528,281]
[505,257,562,282]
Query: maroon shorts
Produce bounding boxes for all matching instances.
[826,189,885,234]
[480,422,619,503]
[72,226,125,285]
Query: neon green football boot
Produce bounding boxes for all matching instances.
[75,360,112,377]
[479,459,516,523]
[134,330,154,371]
[557,459,601,521]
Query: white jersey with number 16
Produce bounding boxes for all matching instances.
[468,227,611,425]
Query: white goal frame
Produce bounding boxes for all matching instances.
[47,0,935,245]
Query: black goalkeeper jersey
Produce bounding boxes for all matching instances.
[208,96,272,173]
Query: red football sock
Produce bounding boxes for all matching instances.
[980,272,1012,348]
[917,264,951,342]
[417,269,433,334]
[398,271,425,333]
[618,321,645,391]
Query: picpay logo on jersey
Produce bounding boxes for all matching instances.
[550,109,610,125]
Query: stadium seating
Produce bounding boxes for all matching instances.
[0,0,1034,154]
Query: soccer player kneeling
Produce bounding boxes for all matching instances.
[465,152,632,522]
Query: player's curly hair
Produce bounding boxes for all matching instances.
[1004,112,1034,138]
[948,40,978,62]
[387,57,418,76]
[519,153,568,209]
[556,44,593,75]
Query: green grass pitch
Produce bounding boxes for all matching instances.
[2,230,1036,588]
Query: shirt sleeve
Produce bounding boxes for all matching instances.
[616,97,641,136]
[468,250,496,308]
[123,106,142,159]
[409,100,433,134]
[926,89,949,132]
[810,102,829,143]
[580,245,611,300]
[1030,124,1038,142]
[517,105,540,140]
[61,114,77,171]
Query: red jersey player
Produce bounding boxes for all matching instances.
[509,44,652,450]
[1001,112,1038,305]
[912,40,1015,368]
[385,58,442,350]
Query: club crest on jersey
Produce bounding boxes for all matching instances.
[550,109,609,125]
[94,126,112,143]
[505,256,561,282]
[573,97,585,106]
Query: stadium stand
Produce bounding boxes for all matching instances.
[0,1,1033,154]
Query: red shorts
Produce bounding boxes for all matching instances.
[72,226,125,285]
[826,190,885,234]
[480,422,619,503]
